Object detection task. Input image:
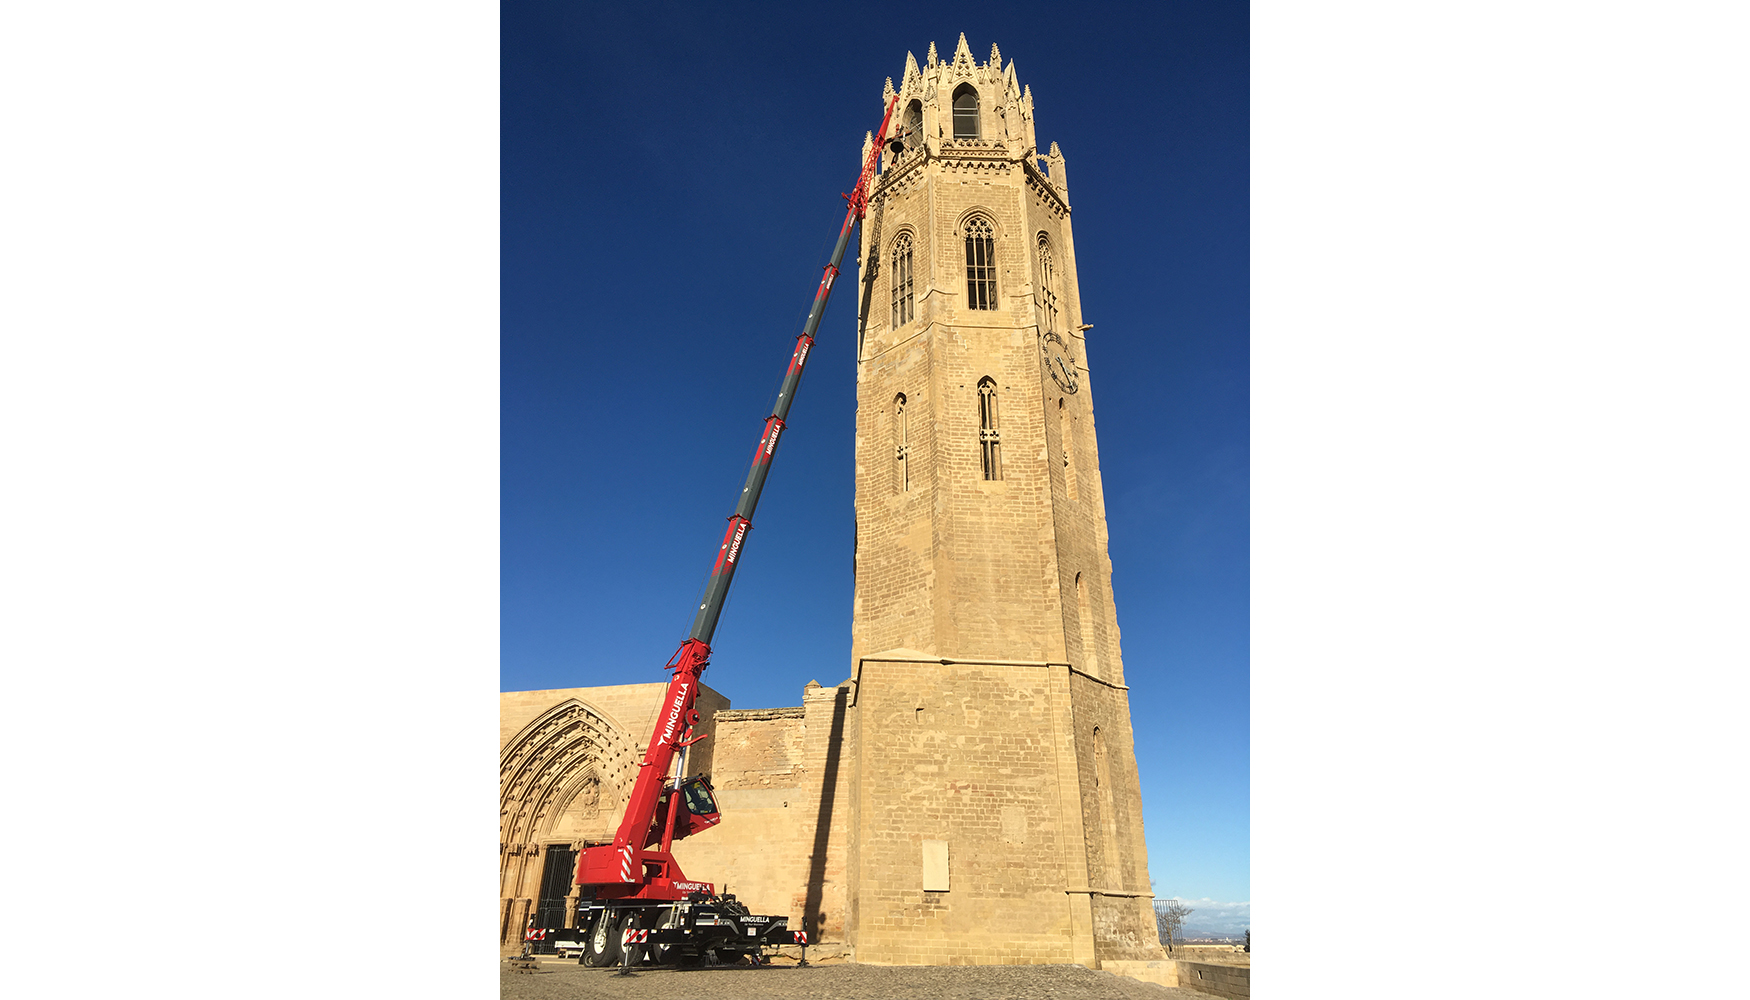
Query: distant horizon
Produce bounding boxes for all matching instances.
[1155,896,1251,937]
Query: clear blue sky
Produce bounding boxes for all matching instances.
[501,1,1249,925]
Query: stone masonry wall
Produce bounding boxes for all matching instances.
[668,683,854,945]
[854,144,1071,667]
[1070,672,1163,962]
[848,657,1083,965]
[846,38,1162,968]
[669,707,809,923]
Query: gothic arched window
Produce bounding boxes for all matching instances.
[952,85,980,140]
[964,215,996,310]
[891,232,914,328]
[1037,233,1059,335]
[977,376,1001,481]
[903,100,923,150]
[893,393,910,493]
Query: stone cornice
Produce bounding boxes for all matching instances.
[714,706,806,721]
[1022,157,1070,215]
[870,143,1070,217]
[937,137,1012,158]
[850,653,1128,696]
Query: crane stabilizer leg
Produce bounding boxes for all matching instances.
[575,95,900,914]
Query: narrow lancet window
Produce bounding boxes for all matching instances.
[1037,233,1059,335]
[1060,397,1078,501]
[964,216,996,310]
[1092,723,1121,888]
[952,85,980,139]
[891,232,914,328]
[894,393,910,493]
[1077,571,1100,676]
[978,377,1001,481]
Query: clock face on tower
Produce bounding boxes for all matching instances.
[1041,332,1079,393]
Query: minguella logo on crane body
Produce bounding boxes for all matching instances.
[660,680,692,746]
[726,522,747,564]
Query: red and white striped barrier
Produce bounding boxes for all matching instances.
[621,928,650,946]
[524,928,547,941]
[794,931,808,945]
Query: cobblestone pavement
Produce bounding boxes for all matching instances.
[501,958,1213,1000]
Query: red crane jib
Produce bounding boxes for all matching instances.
[575,94,900,903]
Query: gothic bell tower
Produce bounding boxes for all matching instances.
[843,35,1166,967]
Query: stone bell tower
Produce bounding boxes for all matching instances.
[843,35,1165,966]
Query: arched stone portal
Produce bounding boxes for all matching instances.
[498,699,638,948]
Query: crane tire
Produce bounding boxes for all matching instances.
[581,911,622,968]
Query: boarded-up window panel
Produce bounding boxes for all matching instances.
[922,839,950,891]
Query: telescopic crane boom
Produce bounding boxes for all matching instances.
[573,94,900,906]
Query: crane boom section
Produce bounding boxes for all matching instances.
[581,95,900,900]
[689,95,897,646]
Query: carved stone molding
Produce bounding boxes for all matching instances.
[499,699,638,853]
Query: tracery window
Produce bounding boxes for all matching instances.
[952,85,980,139]
[893,393,910,493]
[1037,233,1059,335]
[891,232,914,328]
[902,100,923,151]
[964,215,996,310]
[978,376,1001,481]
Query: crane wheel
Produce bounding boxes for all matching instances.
[581,912,623,968]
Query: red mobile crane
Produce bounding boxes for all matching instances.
[556,94,901,969]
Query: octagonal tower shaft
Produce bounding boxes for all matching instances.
[843,38,1167,968]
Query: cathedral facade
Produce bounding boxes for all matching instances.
[501,36,1165,968]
